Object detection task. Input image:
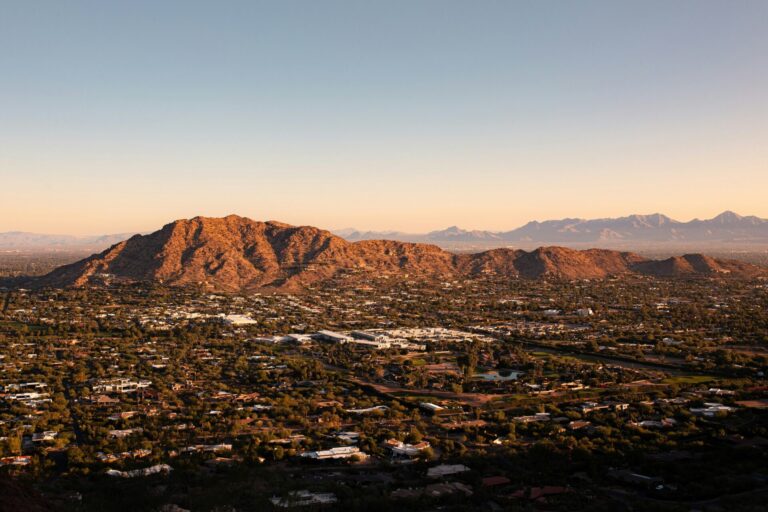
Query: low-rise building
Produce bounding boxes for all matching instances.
[300,446,366,460]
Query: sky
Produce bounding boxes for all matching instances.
[1,0,767,235]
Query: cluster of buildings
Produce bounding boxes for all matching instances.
[91,378,152,394]
[253,329,434,350]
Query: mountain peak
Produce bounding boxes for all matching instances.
[623,213,674,227]
[711,210,743,223]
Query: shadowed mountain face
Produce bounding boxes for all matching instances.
[35,216,766,291]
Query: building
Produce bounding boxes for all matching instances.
[314,330,352,344]
[300,446,366,460]
[270,491,338,508]
[108,428,144,439]
[285,333,313,345]
[351,331,383,342]
[384,439,431,457]
[345,405,389,414]
[349,338,392,349]
[220,314,257,326]
[92,378,152,394]
[420,402,445,413]
[427,464,470,478]
[31,431,57,443]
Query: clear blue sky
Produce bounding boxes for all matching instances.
[1,0,767,234]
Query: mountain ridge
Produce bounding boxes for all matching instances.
[5,211,768,252]
[32,215,766,292]
[339,210,768,245]
[0,231,137,251]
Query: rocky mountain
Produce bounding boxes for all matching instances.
[34,216,765,291]
[500,211,768,244]
[342,226,503,243]
[334,229,419,243]
[0,231,135,251]
[426,226,504,242]
[337,211,768,247]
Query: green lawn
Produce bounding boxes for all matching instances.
[662,375,714,385]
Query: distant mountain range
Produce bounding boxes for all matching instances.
[4,211,767,253]
[337,211,768,247]
[30,215,765,292]
[0,232,136,252]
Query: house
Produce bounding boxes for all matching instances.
[427,464,470,478]
[300,446,366,460]
[482,476,511,487]
[0,456,32,467]
[220,314,257,326]
[250,336,283,344]
[106,464,173,478]
[514,412,550,423]
[605,401,630,411]
[234,392,261,402]
[31,431,57,443]
[270,490,338,508]
[578,402,608,413]
[7,392,48,402]
[108,427,144,439]
[92,378,152,394]
[108,411,139,421]
[92,394,120,406]
[419,402,444,413]
[181,443,232,454]
[424,482,473,497]
[384,439,431,457]
[335,432,361,444]
[345,405,388,414]
[285,334,313,345]
[690,403,736,417]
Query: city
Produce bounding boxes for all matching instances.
[1,273,766,510]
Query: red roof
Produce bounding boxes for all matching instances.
[530,486,569,500]
[482,476,511,487]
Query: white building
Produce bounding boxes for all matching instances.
[300,446,366,460]
[285,334,313,345]
[314,330,352,344]
[384,439,431,457]
[92,378,152,394]
[220,314,257,326]
[420,402,445,413]
[270,490,338,508]
[31,431,58,443]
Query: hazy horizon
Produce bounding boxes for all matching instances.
[2,1,767,235]
[0,209,764,238]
